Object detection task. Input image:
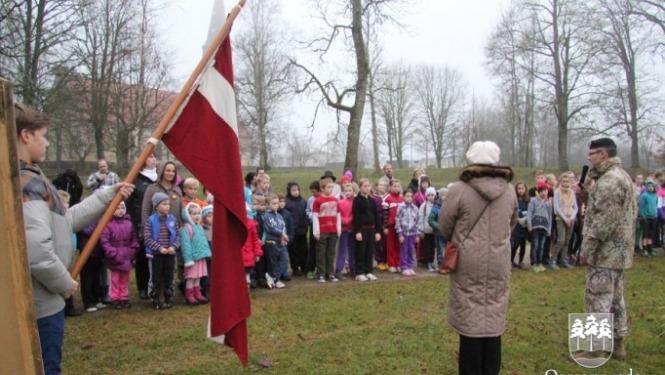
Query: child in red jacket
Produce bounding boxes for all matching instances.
[383,179,404,272]
[242,207,263,289]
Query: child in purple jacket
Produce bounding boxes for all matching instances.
[101,202,139,309]
[396,189,420,276]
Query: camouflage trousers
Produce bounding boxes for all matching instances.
[584,266,628,338]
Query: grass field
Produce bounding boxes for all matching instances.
[62,252,665,375]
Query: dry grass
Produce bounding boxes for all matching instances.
[63,254,665,375]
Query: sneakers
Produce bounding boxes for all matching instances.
[113,300,123,310]
[265,273,275,289]
[122,300,131,308]
[275,281,286,289]
[532,265,546,272]
[548,262,559,270]
[402,269,416,276]
[355,274,368,282]
[95,302,107,309]
[163,298,173,309]
[366,273,378,281]
[388,267,397,273]
[377,262,388,271]
[152,299,161,310]
[427,263,437,272]
[561,261,573,269]
[329,275,339,282]
[307,271,315,279]
[335,272,346,281]
[317,276,326,283]
[85,306,98,313]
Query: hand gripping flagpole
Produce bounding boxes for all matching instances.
[70,0,247,279]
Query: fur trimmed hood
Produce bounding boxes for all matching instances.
[459,165,514,183]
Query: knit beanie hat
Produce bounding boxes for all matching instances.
[536,182,549,192]
[466,141,501,166]
[426,187,436,196]
[438,187,449,196]
[202,205,213,219]
[151,192,169,209]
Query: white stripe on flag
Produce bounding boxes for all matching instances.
[198,64,238,136]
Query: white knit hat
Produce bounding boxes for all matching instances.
[466,141,501,166]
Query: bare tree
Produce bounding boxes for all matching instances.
[633,0,665,42]
[520,0,597,170]
[234,0,292,170]
[377,63,414,168]
[486,6,537,166]
[364,6,384,172]
[291,0,406,176]
[588,0,655,168]
[68,0,138,160]
[413,64,467,168]
[0,0,83,106]
[286,131,318,168]
[109,0,174,173]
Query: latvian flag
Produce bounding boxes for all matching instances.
[161,12,250,366]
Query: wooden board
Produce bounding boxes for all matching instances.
[0,79,44,374]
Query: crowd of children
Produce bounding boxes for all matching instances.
[63,165,663,314]
[241,169,455,288]
[509,168,662,273]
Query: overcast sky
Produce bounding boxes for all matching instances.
[160,0,509,158]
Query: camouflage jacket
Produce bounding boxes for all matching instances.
[581,157,636,269]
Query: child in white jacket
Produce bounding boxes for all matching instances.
[419,187,437,272]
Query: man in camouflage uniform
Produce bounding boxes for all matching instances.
[580,138,637,360]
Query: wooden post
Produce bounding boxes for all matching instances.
[0,79,44,374]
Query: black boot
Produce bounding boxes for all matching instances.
[139,290,149,300]
[64,297,82,317]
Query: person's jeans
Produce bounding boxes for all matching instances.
[266,243,289,281]
[530,228,547,266]
[37,309,65,375]
[435,235,446,265]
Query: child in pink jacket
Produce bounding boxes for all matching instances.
[336,180,356,278]
[101,202,139,309]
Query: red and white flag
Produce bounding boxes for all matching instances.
[162,16,250,365]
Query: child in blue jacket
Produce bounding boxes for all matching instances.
[639,179,658,256]
[181,202,212,305]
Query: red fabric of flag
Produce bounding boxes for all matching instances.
[162,34,250,366]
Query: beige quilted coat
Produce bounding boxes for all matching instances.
[439,165,518,337]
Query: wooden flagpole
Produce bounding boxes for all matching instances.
[70,0,247,278]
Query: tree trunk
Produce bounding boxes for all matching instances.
[627,60,640,168]
[343,0,369,177]
[94,119,105,160]
[369,74,380,172]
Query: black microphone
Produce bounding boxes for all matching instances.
[578,165,589,188]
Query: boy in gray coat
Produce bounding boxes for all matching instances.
[15,103,134,375]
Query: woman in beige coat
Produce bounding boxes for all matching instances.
[439,141,518,375]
